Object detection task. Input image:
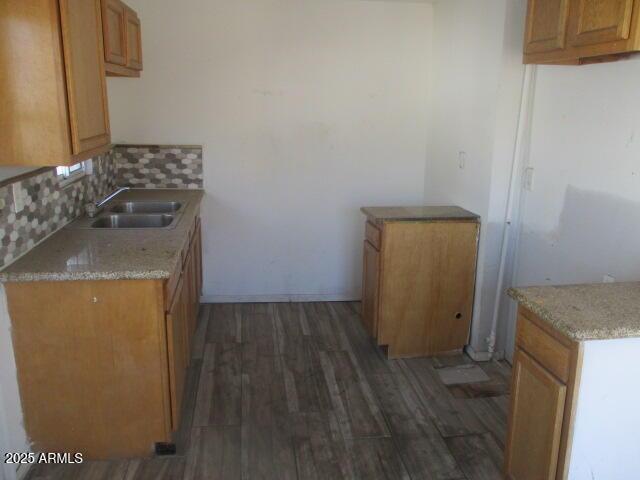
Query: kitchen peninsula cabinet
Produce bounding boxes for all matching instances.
[4,206,203,459]
[360,206,480,358]
[504,306,582,480]
[0,0,111,166]
[524,0,640,64]
[507,282,640,479]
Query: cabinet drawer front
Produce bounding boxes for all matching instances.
[365,221,381,250]
[516,311,571,383]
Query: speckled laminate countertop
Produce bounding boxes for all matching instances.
[0,189,204,282]
[508,282,640,341]
[361,206,479,225]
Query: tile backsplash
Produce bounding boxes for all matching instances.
[0,153,116,267]
[0,143,203,270]
[113,145,203,189]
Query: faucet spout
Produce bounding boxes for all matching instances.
[86,187,130,217]
[95,187,130,208]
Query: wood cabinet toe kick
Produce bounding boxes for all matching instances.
[4,214,202,460]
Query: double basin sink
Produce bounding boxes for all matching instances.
[88,201,183,229]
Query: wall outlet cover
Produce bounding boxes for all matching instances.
[12,182,24,213]
[524,167,535,191]
[458,151,467,170]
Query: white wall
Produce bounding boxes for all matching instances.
[514,57,640,289]
[108,0,433,301]
[426,0,526,357]
[0,287,27,480]
[568,338,640,478]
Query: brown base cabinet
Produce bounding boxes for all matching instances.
[5,215,202,459]
[360,211,480,358]
[504,307,583,480]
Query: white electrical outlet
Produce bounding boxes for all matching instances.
[524,167,535,191]
[603,274,615,283]
[458,151,466,170]
[12,182,24,213]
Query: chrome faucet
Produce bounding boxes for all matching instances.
[85,187,130,217]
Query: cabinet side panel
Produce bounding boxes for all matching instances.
[6,280,169,459]
[0,0,72,166]
[566,338,640,478]
[361,240,380,338]
[377,221,479,357]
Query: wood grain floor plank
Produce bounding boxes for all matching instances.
[191,305,211,360]
[444,433,503,480]
[304,303,342,352]
[351,437,411,480]
[184,426,241,480]
[323,350,390,439]
[206,304,241,344]
[464,396,510,449]
[127,457,185,480]
[174,360,203,454]
[27,301,512,480]
[368,373,464,480]
[399,357,486,438]
[193,343,242,427]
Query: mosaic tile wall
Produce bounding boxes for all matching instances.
[0,154,116,268]
[113,145,203,189]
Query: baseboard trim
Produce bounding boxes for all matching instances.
[200,293,361,303]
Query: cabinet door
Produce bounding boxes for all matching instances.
[361,240,380,338]
[524,0,571,53]
[125,7,143,70]
[101,0,126,66]
[59,0,111,156]
[166,277,187,430]
[569,0,634,46]
[505,349,567,480]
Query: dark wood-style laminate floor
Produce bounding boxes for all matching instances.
[26,302,511,480]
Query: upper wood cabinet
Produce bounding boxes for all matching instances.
[0,0,111,167]
[102,0,143,77]
[125,7,143,70]
[102,0,127,66]
[524,0,571,54]
[524,0,640,64]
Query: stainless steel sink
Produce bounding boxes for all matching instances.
[108,201,182,214]
[91,214,175,229]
